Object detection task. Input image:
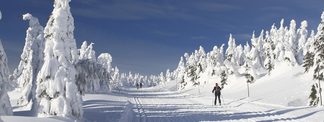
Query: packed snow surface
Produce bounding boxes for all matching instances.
[4,64,324,122]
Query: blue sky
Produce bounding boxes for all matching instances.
[0,0,323,75]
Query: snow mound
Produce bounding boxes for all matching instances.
[0,116,74,122]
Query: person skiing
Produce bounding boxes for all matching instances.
[140,82,143,88]
[212,83,222,105]
[136,83,139,89]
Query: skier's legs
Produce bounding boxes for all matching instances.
[214,94,217,105]
[218,94,221,105]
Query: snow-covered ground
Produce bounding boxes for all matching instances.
[2,64,324,122]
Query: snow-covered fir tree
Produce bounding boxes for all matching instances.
[242,58,254,97]
[159,72,165,85]
[224,34,237,74]
[235,45,245,66]
[12,13,44,107]
[76,41,102,94]
[303,31,316,73]
[110,66,120,88]
[165,69,172,82]
[220,69,228,89]
[297,20,309,64]
[0,40,13,115]
[97,53,113,91]
[249,40,264,77]
[263,31,274,75]
[309,84,320,106]
[311,11,324,106]
[303,49,315,73]
[168,16,320,91]
[225,34,236,64]
[35,0,82,119]
[284,20,298,65]
[176,56,186,89]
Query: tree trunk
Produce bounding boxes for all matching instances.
[247,82,250,97]
[319,80,323,106]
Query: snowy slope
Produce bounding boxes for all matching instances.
[184,62,315,107]
[225,62,313,107]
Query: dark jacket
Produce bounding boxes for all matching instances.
[212,86,222,95]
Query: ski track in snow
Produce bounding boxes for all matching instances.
[134,97,147,122]
[80,87,324,122]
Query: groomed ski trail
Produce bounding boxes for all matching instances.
[83,87,324,122]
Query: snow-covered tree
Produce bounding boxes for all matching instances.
[245,73,254,97]
[225,34,236,64]
[273,19,287,62]
[220,69,228,89]
[13,13,44,106]
[79,41,88,60]
[263,31,274,74]
[309,84,320,106]
[35,0,82,119]
[283,20,298,65]
[159,72,165,84]
[176,56,186,89]
[187,63,199,85]
[311,11,324,106]
[76,42,101,94]
[110,66,120,88]
[97,53,113,91]
[288,20,298,55]
[256,30,265,62]
[235,45,245,66]
[249,42,264,76]
[303,31,316,73]
[224,34,238,75]
[304,31,316,55]
[242,60,254,97]
[303,51,315,73]
[165,69,171,82]
[0,40,13,115]
[297,20,308,64]
[207,46,224,76]
[197,46,207,71]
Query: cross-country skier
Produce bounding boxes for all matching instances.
[212,83,222,105]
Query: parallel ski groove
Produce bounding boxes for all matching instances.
[134,97,147,122]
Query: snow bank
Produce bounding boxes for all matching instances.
[0,116,74,122]
[0,34,13,115]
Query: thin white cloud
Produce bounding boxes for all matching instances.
[73,1,188,20]
[261,6,291,12]
[192,2,240,12]
[72,0,240,21]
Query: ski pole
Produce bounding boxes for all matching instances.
[221,94,224,105]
